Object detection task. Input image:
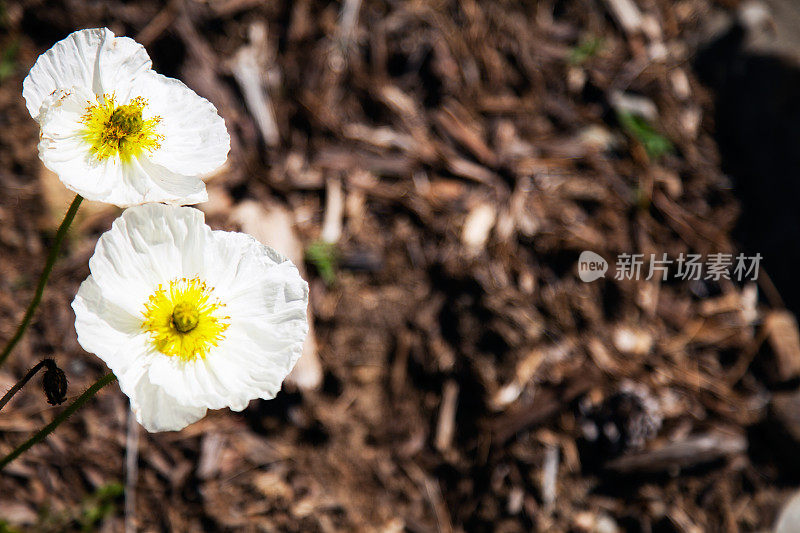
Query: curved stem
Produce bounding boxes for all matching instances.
[0,372,116,472]
[0,359,53,412]
[0,194,83,368]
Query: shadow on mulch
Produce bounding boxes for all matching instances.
[695,21,800,316]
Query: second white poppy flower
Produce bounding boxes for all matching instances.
[72,204,308,431]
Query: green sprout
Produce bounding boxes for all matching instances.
[0,39,19,82]
[569,36,604,65]
[0,1,8,29]
[27,482,123,532]
[79,482,123,531]
[616,110,673,160]
[0,521,21,533]
[305,240,339,286]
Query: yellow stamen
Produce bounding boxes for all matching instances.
[142,277,229,362]
[81,94,162,162]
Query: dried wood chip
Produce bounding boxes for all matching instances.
[541,445,559,509]
[602,0,643,34]
[771,390,800,443]
[765,310,800,381]
[434,380,459,452]
[230,22,280,146]
[613,326,653,356]
[0,502,36,525]
[670,68,692,100]
[251,470,292,499]
[198,433,227,480]
[605,431,746,473]
[776,490,800,533]
[461,203,496,254]
[609,91,658,121]
[320,177,344,244]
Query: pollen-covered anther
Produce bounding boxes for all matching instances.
[142,276,229,362]
[81,95,162,162]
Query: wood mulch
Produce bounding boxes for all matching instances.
[0,0,797,530]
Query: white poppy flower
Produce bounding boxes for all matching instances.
[72,204,309,431]
[23,28,230,207]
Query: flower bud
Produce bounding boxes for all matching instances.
[42,360,68,406]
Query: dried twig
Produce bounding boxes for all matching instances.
[230,23,280,147]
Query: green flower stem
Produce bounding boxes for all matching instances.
[0,372,116,472]
[0,194,83,368]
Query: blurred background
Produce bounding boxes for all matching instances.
[2,0,800,530]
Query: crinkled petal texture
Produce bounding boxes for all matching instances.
[23,27,151,121]
[72,204,309,432]
[137,73,230,177]
[25,28,230,207]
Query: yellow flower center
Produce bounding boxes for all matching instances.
[171,302,200,333]
[80,94,163,162]
[142,277,229,362]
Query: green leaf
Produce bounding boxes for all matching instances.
[616,110,673,160]
[569,36,604,65]
[0,520,22,533]
[305,240,339,286]
[79,482,123,531]
[0,39,20,82]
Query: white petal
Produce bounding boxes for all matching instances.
[73,204,309,431]
[205,232,308,339]
[74,281,207,433]
[103,157,208,207]
[145,329,303,411]
[137,72,230,176]
[23,28,151,121]
[146,231,308,410]
[72,275,141,358]
[205,231,308,301]
[37,86,117,197]
[129,367,207,432]
[130,157,208,207]
[147,355,233,410]
[71,316,205,433]
[88,204,211,315]
[208,233,308,368]
[219,327,306,402]
[96,332,154,389]
[37,88,209,207]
